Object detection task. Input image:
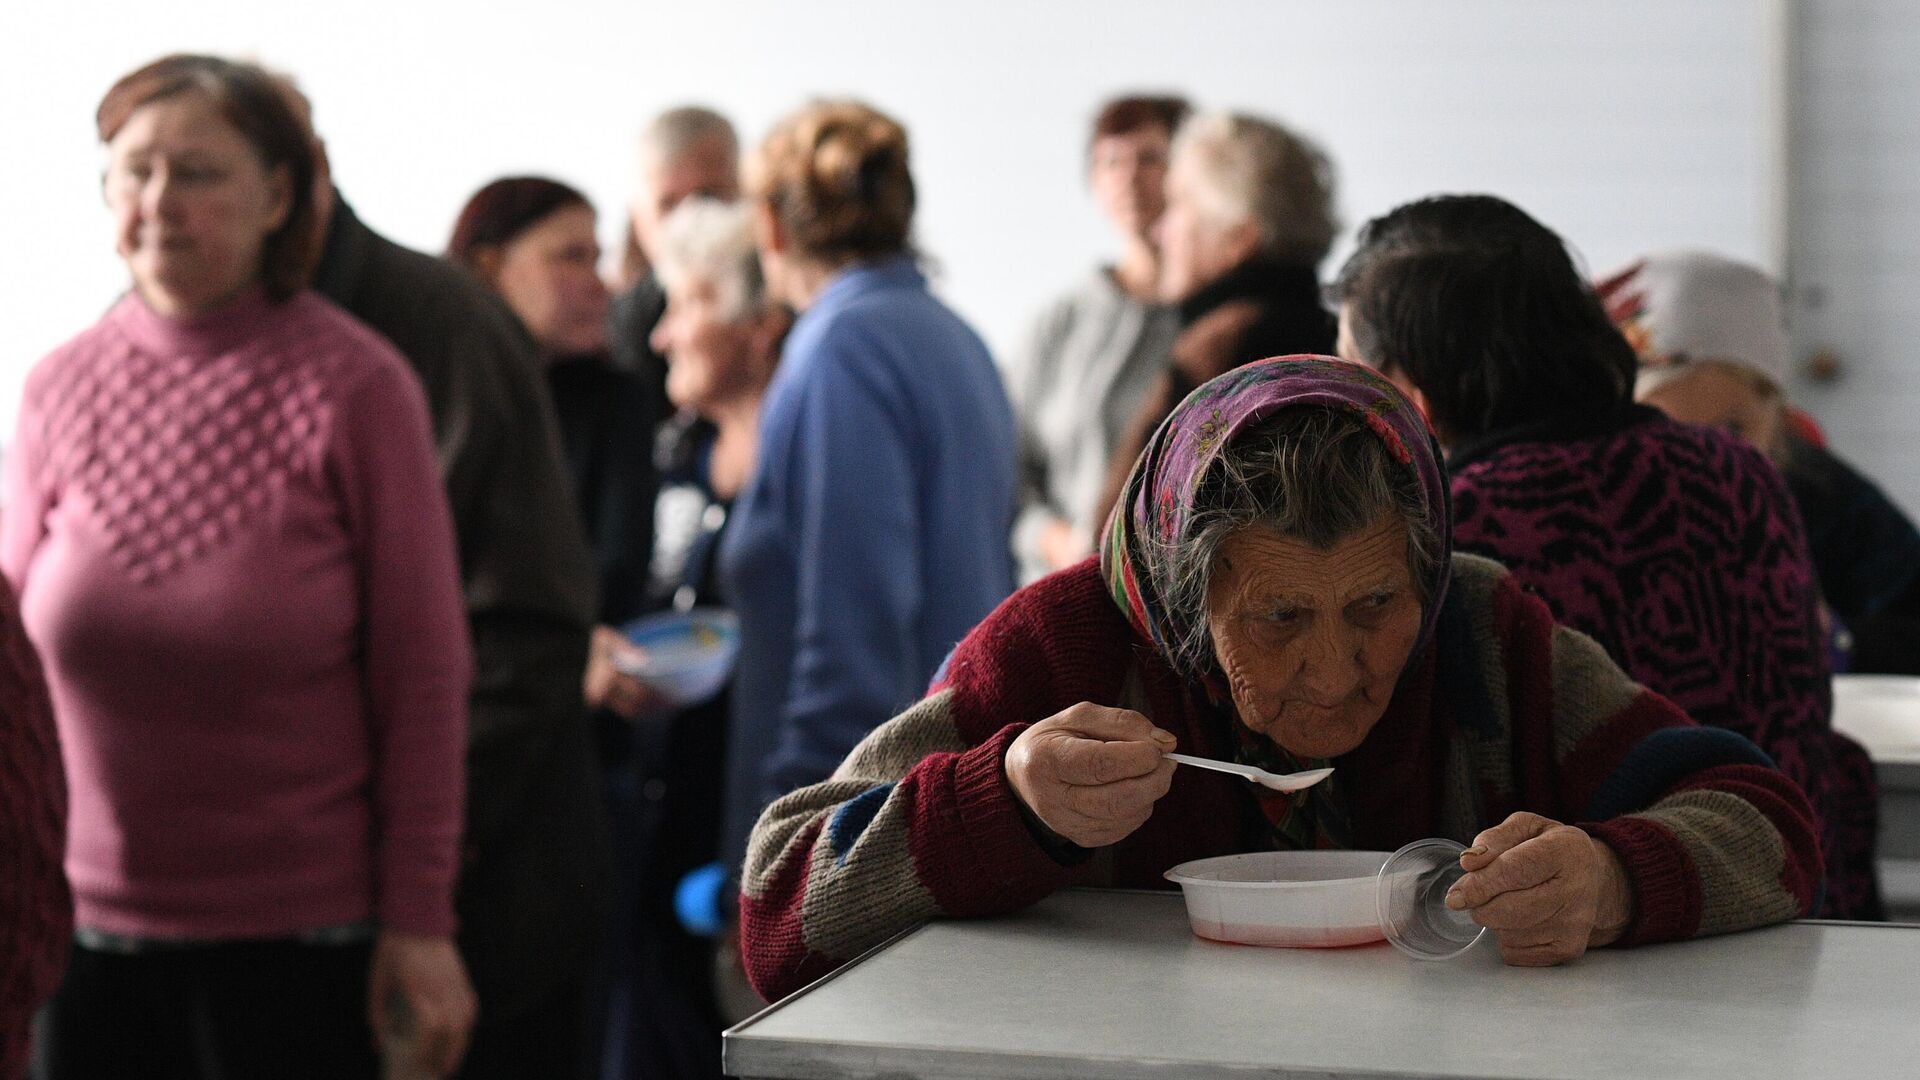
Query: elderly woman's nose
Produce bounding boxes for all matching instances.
[649,310,677,356]
[1295,623,1366,701]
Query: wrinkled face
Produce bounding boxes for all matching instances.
[105,92,292,316]
[1155,153,1258,302]
[1090,126,1173,243]
[632,134,740,266]
[1205,516,1423,759]
[491,204,609,356]
[650,275,771,415]
[1638,363,1782,452]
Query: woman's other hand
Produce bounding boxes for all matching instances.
[1005,703,1178,848]
[368,931,478,1077]
[584,624,673,720]
[1444,811,1634,966]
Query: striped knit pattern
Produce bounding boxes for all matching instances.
[741,555,1821,1002]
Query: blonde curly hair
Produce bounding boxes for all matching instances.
[749,100,915,265]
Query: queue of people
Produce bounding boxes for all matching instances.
[0,50,1913,1080]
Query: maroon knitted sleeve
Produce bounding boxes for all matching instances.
[0,581,69,1080]
[738,562,1133,1001]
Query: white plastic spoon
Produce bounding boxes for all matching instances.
[1163,753,1334,793]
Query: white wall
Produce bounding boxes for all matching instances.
[1789,0,1920,514]
[2,0,1776,437]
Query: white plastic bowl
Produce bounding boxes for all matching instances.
[615,608,740,707]
[1164,850,1392,948]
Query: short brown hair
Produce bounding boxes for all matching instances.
[97,55,322,300]
[1089,94,1191,155]
[446,176,592,270]
[749,100,914,266]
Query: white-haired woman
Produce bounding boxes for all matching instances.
[585,196,790,1077]
[1097,110,1341,523]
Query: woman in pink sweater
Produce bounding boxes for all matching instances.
[4,55,475,1079]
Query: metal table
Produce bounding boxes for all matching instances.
[726,889,1917,1080]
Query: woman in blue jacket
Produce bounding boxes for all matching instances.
[719,100,1019,886]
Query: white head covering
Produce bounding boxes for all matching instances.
[1604,250,1792,397]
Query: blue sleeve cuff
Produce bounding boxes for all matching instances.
[1584,726,1776,821]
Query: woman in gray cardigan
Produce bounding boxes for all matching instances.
[1009,95,1187,583]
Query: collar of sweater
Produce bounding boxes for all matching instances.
[808,254,926,315]
[112,284,279,359]
[1176,257,1322,327]
[1446,402,1665,473]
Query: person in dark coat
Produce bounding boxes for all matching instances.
[288,85,611,1079]
[446,176,755,1080]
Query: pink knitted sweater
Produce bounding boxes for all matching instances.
[1,288,471,940]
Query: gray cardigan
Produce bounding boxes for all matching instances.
[1007,267,1176,583]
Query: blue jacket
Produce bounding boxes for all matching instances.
[718,257,1017,869]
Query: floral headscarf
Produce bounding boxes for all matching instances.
[1097,355,1452,848]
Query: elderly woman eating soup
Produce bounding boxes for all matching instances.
[739,356,1821,1001]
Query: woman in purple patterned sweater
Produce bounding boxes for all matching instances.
[1329,194,1878,919]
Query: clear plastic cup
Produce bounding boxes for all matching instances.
[1375,838,1487,960]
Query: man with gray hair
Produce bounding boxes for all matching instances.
[610,106,742,386]
[604,107,742,626]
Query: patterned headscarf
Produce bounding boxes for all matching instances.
[1097,356,1452,848]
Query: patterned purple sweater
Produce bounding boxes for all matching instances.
[1449,405,1877,918]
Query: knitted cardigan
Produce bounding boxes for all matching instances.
[740,555,1822,1002]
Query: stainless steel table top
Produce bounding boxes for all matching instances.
[726,889,1917,1080]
